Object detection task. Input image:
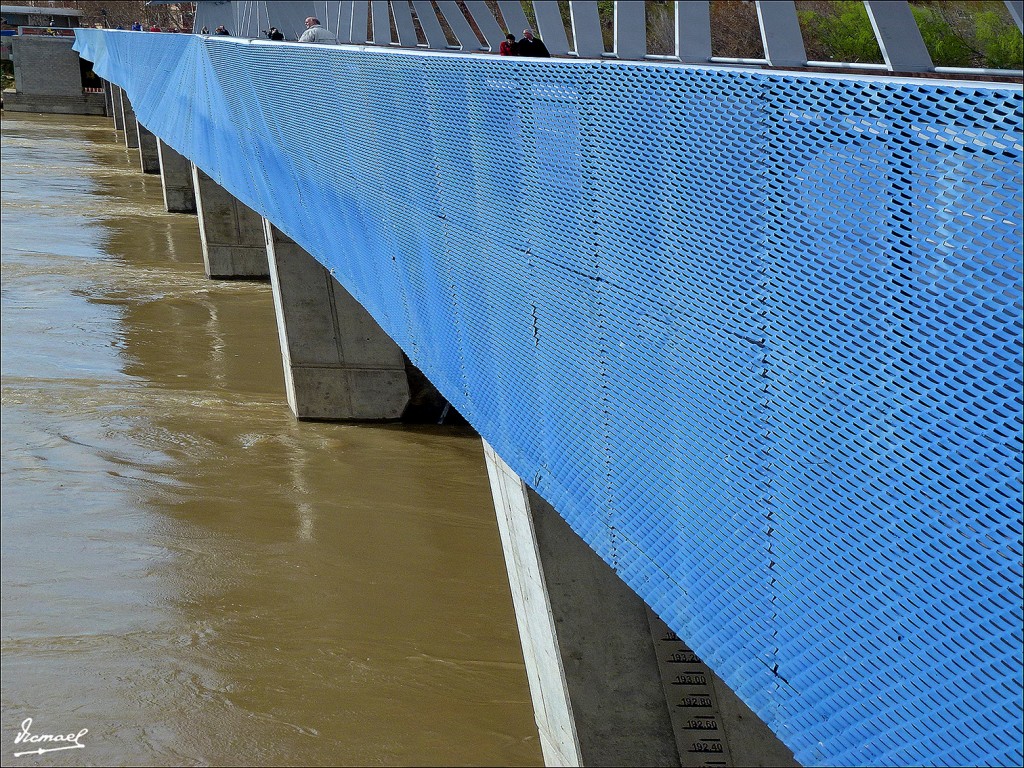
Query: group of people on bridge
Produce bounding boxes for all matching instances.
[499,29,551,57]
[191,16,552,57]
[127,22,183,33]
[196,18,349,44]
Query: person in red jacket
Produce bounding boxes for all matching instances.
[499,33,517,56]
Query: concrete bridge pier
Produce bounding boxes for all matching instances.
[156,139,197,214]
[263,221,411,420]
[191,165,269,279]
[136,121,160,174]
[483,444,797,767]
[111,84,125,131]
[102,79,113,119]
[119,90,140,149]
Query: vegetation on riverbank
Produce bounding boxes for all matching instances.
[799,0,1022,68]
[1,60,14,91]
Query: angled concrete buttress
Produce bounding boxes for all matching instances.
[111,84,125,131]
[156,139,197,213]
[119,90,140,148]
[136,121,160,173]
[483,442,799,767]
[191,165,269,278]
[264,220,411,421]
[102,79,113,118]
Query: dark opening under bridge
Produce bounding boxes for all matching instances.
[66,3,1022,766]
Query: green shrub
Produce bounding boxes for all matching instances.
[1,60,14,91]
[798,1,884,63]
[912,5,973,66]
[799,0,1022,69]
[974,9,1024,68]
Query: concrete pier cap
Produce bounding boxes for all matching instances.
[156,139,196,213]
[111,84,125,131]
[136,120,160,173]
[191,165,269,279]
[264,219,412,421]
[118,88,139,148]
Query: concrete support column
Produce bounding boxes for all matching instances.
[483,443,797,767]
[119,90,139,148]
[111,84,125,131]
[265,220,411,420]
[191,165,269,278]
[102,79,113,119]
[156,139,197,213]
[136,120,160,174]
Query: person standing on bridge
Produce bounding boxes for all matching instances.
[298,17,338,44]
[518,28,550,57]
[213,25,229,35]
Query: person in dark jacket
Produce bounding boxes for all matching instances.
[266,26,284,40]
[518,28,550,57]
[213,25,229,35]
[499,33,517,56]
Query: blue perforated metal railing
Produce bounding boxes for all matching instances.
[74,29,1022,767]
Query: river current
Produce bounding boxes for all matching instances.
[0,113,542,766]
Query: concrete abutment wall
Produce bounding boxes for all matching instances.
[4,36,104,114]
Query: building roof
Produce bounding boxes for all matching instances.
[0,5,83,16]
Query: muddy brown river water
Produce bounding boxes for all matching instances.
[1,113,542,766]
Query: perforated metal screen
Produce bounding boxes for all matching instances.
[74,30,1023,767]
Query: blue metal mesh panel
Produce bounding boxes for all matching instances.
[75,31,1023,767]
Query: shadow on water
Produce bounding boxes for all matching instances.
[1,114,541,766]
